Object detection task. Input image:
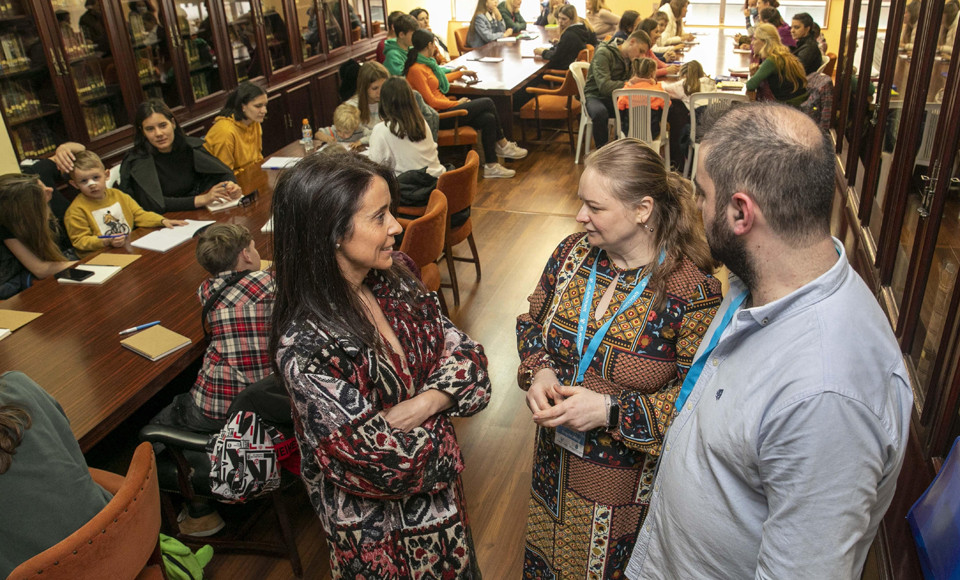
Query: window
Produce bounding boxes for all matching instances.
[687,0,829,28]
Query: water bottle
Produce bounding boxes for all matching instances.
[301,118,314,152]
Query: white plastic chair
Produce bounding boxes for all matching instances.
[106,164,121,188]
[570,62,592,164]
[612,88,671,169]
[683,92,749,179]
[886,101,941,168]
[815,52,830,74]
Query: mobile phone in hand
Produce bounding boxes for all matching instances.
[55,268,95,282]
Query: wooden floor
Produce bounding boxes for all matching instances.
[183,139,584,579]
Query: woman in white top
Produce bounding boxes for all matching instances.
[368,77,445,179]
[584,0,619,38]
[658,0,695,47]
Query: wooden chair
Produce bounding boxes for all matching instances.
[399,190,449,313]
[520,68,581,152]
[436,109,478,148]
[7,442,164,580]
[454,26,471,54]
[683,92,748,179]
[612,88,672,168]
[438,150,480,306]
[543,44,594,77]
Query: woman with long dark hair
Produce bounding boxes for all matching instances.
[119,99,239,213]
[404,29,526,179]
[758,7,796,47]
[534,4,598,72]
[271,153,490,578]
[204,81,268,171]
[517,139,722,578]
[0,175,76,298]
[368,78,445,179]
[790,12,823,74]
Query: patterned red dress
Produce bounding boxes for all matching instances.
[276,270,490,579]
[517,233,722,579]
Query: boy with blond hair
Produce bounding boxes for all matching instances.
[64,150,186,254]
[314,103,365,149]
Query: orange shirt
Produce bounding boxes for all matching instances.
[405,63,464,111]
[617,78,666,110]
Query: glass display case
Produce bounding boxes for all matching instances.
[173,0,222,101]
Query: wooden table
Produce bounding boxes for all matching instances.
[673,29,753,79]
[0,144,299,451]
[444,26,559,135]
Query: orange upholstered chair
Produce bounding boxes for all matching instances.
[520,68,581,152]
[438,150,480,306]
[7,442,163,580]
[436,109,478,149]
[399,189,449,312]
[544,44,594,77]
[454,27,471,54]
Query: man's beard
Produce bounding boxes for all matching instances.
[707,211,757,291]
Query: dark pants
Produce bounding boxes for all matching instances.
[585,97,616,150]
[442,97,504,162]
[150,392,224,434]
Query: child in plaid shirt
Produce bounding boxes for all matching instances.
[152,224,275,434]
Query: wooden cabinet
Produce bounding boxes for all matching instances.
[833,0,960,576]
[1,0,387,162]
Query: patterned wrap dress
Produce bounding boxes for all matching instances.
[516,233,722,579]
[276,270,491,579]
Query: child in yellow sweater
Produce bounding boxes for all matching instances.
[64,151,187,255]
[617,57,666,139]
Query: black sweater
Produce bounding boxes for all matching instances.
[792,35,822,76]
[543,24,598,72]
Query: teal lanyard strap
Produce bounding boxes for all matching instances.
[674,291,748,412]
[575,249,664,384]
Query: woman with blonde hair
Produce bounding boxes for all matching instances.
[536,0,566,25]
[0,174,76,298]
[746,23,808,105]
[517,139,722,578]
[341,61,439,145]
[585,0,620,37]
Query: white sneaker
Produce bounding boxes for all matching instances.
[495,141,528,160]
[483,163,516,179]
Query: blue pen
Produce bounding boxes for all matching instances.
[98,234,125,239]
[118,320,161,335]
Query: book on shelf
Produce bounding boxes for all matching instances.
[120,325,191,361]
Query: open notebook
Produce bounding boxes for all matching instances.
[131,220,215,252]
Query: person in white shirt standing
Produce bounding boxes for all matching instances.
[626,103,913,580]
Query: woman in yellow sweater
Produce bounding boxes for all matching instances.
[404,29,526,179]
[204,82,267,172]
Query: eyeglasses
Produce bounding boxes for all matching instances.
[239,189,259,207]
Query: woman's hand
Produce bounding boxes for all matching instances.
[52,142,85,173]
[526,368,562,414]
[315,130,335,143]
[666,64,681,75]
[663,48,679,62]
[534,47,546,56]
[457,97,471,104]
[749,62,759,75]
[161,219,189,228]
[532,385,609,431]
[682,32,695,41]
[381,390,455,432]
[462,69,478,78]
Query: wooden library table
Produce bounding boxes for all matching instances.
[0,143,301,451]
[444,26,559,135]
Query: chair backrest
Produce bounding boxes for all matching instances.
[916,103,941,166]
[815,51,830,74]
[907,436,960,580]
[105,164,121,188]
[454,26,470,54]
[436,150,479,219]
[822,52,838,77]
[577,44,595,62]
[8,442,162,580]
[688,92,749,145]
[399,190,448,269]
[570,62,590,103]
[612,88,671,143]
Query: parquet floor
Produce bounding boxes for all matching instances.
[201,139,587,579]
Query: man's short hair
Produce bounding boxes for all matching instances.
[627,29,651,48]
[333,104,360,134]
[196,223,253,275]
[387,10,404,30]
[701,103,834,243]
[69,150,105,178]
[394,14,419,36]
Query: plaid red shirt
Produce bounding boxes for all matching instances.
[190,270,275,420]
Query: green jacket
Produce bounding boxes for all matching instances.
[584,39,631,100]
[383,38,407,76]
[498,2,527,31]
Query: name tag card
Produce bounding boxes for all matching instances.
[554,425,585,457]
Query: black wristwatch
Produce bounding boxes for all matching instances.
[607,395,620,428]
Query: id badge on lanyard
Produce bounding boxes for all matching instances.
[553,250,662,458]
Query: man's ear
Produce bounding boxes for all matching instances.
[728,191,757,236]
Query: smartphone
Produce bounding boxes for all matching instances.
[55,267,95,282]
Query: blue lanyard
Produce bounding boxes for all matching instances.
[674,290,748,412]
[575,250,664,383]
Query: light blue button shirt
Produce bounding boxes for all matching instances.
[626,239,913,580]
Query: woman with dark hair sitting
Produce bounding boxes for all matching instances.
[758,7,795,47]
[368,78,445,179]
[119,100,240,213]
[790,12,823,74]
[404,29,527,179]
[0,371,111,577]
[410,7,450,62]
[612,9,639,41]
[534,5,597,72]
[270,152,491,578]
[204,81,268,171]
